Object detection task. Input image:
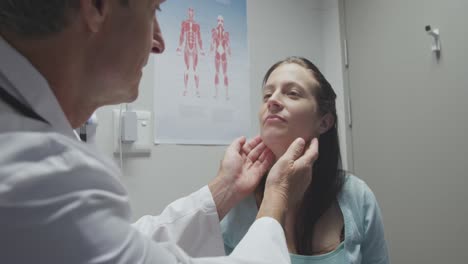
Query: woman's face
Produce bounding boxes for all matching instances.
[259,63,323,157]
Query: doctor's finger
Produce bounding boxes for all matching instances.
[296,138,319,167]
[256,149,275,173]
[229,136,246,153]
[280,137,306,162]
[242,135,262,154]
[246,141,266,162]
[258,147,275,164]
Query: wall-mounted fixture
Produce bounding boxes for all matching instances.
[425,25,441,57]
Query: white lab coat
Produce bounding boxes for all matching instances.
[0,36,290,264]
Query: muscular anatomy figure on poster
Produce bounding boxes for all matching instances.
[177,8,205,97]
[210,15,231,100]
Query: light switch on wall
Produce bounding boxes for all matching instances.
[113,109,152,155]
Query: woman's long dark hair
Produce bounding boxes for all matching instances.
[261,57,345,255]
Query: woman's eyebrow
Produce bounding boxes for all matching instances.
[282,81,306,90]
[263,84,274,91]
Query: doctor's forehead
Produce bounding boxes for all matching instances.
[143,0,165,7]
[155,0,166,5]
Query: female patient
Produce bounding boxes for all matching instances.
[221,57,389,263]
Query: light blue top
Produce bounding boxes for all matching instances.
[290,242,345,264]
[221,174,390,264]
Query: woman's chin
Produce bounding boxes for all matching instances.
[261,135,289,159]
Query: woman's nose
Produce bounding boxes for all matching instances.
[152,18,165,54]
[267,94,283,112]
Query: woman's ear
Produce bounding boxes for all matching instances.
[318,113,335,134]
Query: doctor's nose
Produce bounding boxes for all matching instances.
[152,18,165,54]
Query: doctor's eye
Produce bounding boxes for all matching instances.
[153,3,162,14]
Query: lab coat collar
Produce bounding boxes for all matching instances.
[0,36,76,139]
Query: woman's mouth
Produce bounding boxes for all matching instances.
[264,114,286,124]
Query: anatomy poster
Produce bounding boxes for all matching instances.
[153,0,250,145]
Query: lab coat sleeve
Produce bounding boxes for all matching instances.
[0,133,292,264]
[159,217,291,264]
[133,186,225,257]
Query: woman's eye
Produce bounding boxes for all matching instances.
[263,94,272,101]
[288,91,300,97]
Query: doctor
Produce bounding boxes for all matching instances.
[0,1,319,264]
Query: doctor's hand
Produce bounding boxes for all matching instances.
[257,138,319,225]
[209,136,275,220]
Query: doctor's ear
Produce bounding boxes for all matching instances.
[80,0,109,33]
[318,113,335,135]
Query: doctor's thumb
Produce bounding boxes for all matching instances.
[281,137,306,161]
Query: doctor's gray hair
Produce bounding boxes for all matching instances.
[0,0,129,38]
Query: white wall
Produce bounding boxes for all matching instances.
[95,0,347,219]
[320,0,348,170]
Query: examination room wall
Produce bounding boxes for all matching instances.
[95,0,347,219]
[342,0,468,263]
